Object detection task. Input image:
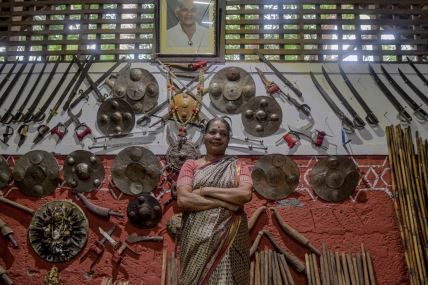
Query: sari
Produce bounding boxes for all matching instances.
[179,156,250,285]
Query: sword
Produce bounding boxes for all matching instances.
[73,55,105,102]
[0,62,27,112]
[380,65,428,121]
[406,56,428,86]
[127,233,164,244]
[254,49,303,98]
[338,64,379,126]
[0,61,18,95]
[1,63,35,124]
[398,68,428,107]
[310,71,355,133]
[321,66,365,129]
[368,64,412,124]
[255,67,311,117]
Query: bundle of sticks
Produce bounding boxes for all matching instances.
[386,125,428,285]
[100,277,129,285]
[251,250,295,285]
[161,249,178,285]
[306,244,376,285]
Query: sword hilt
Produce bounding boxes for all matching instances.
[414,106,428,121]
[398,109,412,124]
[31,111,46,123]
[365,112,379,126]
[341,116,355,134]
[352,116,366,129]
[50,123,67,140]
[75,123,92,141]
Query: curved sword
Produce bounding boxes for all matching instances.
[338,64,379,126]
[406,56,428,86]
[368,64,412,124]
[397,68,428,107]
[380,65,427,121]
[309,71,355,133]
[321,66,365,129]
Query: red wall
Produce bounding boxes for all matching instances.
[0,155,407,285]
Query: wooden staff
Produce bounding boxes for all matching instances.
[320,248,326,285]
[263,230,306,273]
[341,252,351,285]
[356,253,364,285]
[272,252,281,285]
[161,249,167,285]
[329,251,338,285]
[312,253,321,285]
[255,252,261,285]
[306,254,313,285]
[367,252,376,285]
[248,206,267,232]
[352,255,360,285]
[264,250,269,285]
[268,250,273,285]
[335,252,344,285]
[276,253,289,285]
[280,254,296,285]
[250,231,264,257]
[260,251,265,285]
[271,208,321,256]
[322,244,331,285]
[250,261,255,285]
[346,253,357,285]
[361,245,370,285]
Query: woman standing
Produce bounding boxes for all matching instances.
[177,118,253,285]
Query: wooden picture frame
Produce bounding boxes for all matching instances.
[156,0,222,59]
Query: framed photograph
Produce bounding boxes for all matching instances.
[157,0,218,57]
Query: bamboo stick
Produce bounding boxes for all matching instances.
[320,249,326,285]
[280,254,295,285]
[272,252,281,285]
[335,251,344,285]
[361,245,370,285]
[352,255,360,285]
[346,253,357,285]
[250,261,255,285]
[255,252,260,285]
[250,231,264,257]
[329,251,338,285]
[161,249,167,285]
[367,252,376,285]
[264,250,269,285]
[306,253,313,285]
[356,253,364,285]
[341,252,351,285]
[260,251,265,285]
[312,253,321,285]
[277,253,289,285]
[323,245,331,285]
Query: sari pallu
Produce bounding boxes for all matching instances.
[179,157,250,285]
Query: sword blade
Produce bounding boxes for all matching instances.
[398,68,428,106]
[406,56,428,86]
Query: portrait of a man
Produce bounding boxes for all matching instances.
[159,0,216,56]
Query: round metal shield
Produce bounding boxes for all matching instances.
[310,156,360,202]
[209,66,256,114]
[0,156,10,189]
[111,65,159,114]
[166,140,201,171]
[251,154,299,200]
[127,195,162,228]
[12,150,59,197]
[242,96,282,137]
[28,200,88,263]
[96,98,135,136]
[111,146,162,196]
[64,150,105,193]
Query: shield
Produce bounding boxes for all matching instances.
[109,65,159,114]
[310,156,360,202]
[242,96,282,137]
[96,98,135,136]
[64,150,105,193]
[28,200,88,262]
[12,150,59,197]
[127,195,162,228]
[111,146,162,196]
[209,66,256,114]
[252,154,300,200]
